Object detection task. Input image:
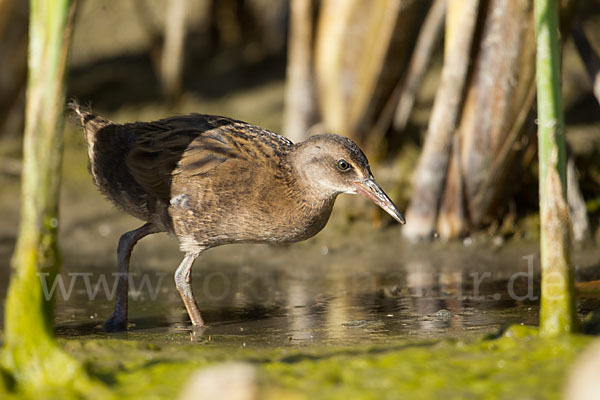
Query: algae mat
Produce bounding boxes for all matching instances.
[1,326,588,399]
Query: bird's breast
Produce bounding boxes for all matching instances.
[169,184,336,249]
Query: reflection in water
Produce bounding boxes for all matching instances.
[407,260,444,331]
[408,261,469,331]
[324,269,369,343]
[287,278,315,341]
[49,249,576,345]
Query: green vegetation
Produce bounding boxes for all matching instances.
[0,326,588,399]
[0,0,109,397]
[534,0,578,335]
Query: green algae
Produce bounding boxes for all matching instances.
[263,326,590,400]
[0,325,591,399]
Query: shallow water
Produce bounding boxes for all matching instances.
[36,224,600,346]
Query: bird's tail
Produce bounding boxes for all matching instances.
[68,99,111,144]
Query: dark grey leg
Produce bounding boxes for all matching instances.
[174,252,204,327]
[104,223,158,332]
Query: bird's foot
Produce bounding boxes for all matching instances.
[103,312,128,332]
[190,325,208,342]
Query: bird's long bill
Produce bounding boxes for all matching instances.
[354,179,406,224]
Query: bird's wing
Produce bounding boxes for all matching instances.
[126,126,195,201]
[175,129,249,178]
[125,115,290,202]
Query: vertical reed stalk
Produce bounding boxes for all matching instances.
[534,0,578,336]
[2,0,108,396]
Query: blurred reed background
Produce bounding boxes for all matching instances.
[0,0,599,242]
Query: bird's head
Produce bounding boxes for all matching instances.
[291,134,405,224]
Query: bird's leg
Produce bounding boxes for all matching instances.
[174,252,205,327]
[104,223,158,332]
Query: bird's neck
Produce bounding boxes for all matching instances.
[286,146,339,204]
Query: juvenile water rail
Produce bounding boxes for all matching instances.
[71,103,405,331]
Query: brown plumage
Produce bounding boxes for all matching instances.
[71,102,405,331]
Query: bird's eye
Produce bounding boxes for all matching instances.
[337,159,350,171]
